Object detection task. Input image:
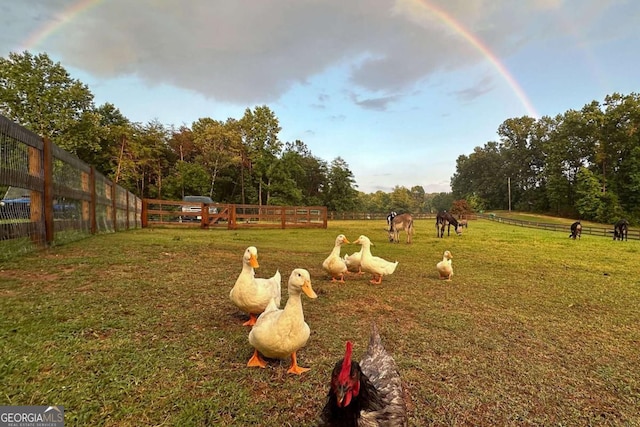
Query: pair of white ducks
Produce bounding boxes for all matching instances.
[322,234,399,285]
[229,246,317,374]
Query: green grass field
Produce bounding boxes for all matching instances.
[1,219,639,426]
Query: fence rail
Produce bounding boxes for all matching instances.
[1,115,142,259]
[143,199,327,229]
[328,212,478,221]
[480,213,639,240]
[141,206,481,229]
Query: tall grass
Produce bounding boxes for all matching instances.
[1,219,639,426]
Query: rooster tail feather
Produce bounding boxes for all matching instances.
[368,323,384,353]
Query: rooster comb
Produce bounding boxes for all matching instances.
[338,341,353,381]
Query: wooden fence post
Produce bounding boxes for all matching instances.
[228,204,237,230]
[42,137,54,245]
[111,184,117,232]
[200,203,207,229]
[323,207,328,228]
[125,191,130,230]
[141,199,148,228]
[89,167,97,234]
[81,169,90,228]
[28,143,45,246]
[281,207,286,229]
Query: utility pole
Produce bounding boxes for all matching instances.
[508,177,512,212]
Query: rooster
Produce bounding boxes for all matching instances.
[318,324,407,426]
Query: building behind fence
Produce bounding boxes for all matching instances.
[0,115,142,260]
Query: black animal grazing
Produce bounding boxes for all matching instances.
[436,210,461,238]
[613,219,629,241]
[569,221,582,239]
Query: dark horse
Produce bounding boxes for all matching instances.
[613,219,629,241]
[436,210,461,238]
[569,221,582,239]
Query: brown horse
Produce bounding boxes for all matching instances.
[436,211,461,238]
[388,213,414,244]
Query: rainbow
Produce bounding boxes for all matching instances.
[18,0,102,52]
[404,0,539,118]
[20,0,540,118]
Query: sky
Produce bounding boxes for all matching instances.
[0,0,638,194]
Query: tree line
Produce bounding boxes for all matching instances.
[5,51,636,222]
[451,93,640,224]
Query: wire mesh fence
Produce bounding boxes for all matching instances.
[1,115,142,261]
[0,116,46,253]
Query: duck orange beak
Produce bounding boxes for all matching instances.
[249,254,259,268]
[302,280,317,299]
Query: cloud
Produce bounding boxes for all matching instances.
[353,94,402,111]
[452,75,495,102]
[2,0,635,109]
[311,93,330,109]
[532,0,564,9]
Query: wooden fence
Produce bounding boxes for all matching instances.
[143,199,327,229]
[0,115,142,258]
[142,205,481,229]
[480,213,639,240]
[328,212,478,221]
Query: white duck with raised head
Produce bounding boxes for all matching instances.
[323,234,350,282]
[354,235,398,285]
[247,268,318,374]
[436,250,453,281]
[229,246,281,326]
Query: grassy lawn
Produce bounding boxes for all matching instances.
[1,219,639,426]
[486,210,580,225]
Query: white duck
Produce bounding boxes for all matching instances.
[354,235,399,285]
[322,234,350,282]
[436,250,453,281]
[229,246,281,326]
[343,245,364,275]
[247,268,318,374]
